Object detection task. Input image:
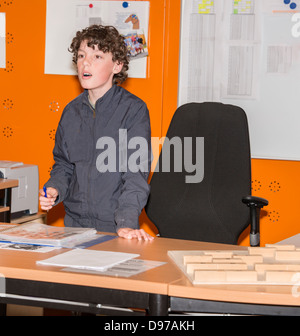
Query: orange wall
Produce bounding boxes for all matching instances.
[1,0,300,246]
[238,159,300,247]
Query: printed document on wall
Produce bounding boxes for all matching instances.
[178,0,262,106]
[178,0,300,160]
[221,0,262,100]
[178,0,220,105]
[0,13,5,69]
[45,0,149,78]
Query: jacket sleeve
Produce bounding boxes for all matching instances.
[44,122,74,205]
[114,102,151,231]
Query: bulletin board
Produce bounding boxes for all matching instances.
[178,0,300,161]
[45,0,150,78]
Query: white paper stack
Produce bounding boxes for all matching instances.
[37,249,140,271]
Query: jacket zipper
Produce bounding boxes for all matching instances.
[87,102,97,220]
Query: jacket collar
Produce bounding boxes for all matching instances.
[83,85,119,117]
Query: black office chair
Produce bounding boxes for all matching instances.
[145,102,268,246]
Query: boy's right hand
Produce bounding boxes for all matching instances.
[39,187,59,211]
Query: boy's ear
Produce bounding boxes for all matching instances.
[113,61,123,74]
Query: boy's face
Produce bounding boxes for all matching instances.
[77,40,123,99]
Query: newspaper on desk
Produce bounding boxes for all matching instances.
[0,223,97,247]
[0,242,60,253]
[0,224,60,252]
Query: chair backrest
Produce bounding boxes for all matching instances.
[145,102,251,244]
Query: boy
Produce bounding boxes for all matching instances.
[40,25,153,241]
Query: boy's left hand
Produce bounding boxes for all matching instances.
[117,228,154,241]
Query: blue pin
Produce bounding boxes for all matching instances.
[283,0,297,9]
[122,2,129,8]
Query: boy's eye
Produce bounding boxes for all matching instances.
[77,54,84,59]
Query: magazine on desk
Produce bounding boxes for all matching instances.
[0,223,97,247]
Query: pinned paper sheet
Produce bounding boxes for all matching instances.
[0,13,5,69]
[45,0,150,78]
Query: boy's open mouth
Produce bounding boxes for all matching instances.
[83,72,92,77]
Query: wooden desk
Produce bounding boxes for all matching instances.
[169,275,300,316]
[0,233,299,315]
[0,234,185,315]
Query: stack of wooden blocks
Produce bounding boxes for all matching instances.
[168,244,300,285]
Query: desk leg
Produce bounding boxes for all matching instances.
[148,294,169,316]
[0,303,6,316]
[3,188,11,223]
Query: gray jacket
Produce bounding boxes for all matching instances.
[45,85,151,233]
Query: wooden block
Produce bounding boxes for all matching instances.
[286,264,300,271]
[203,251,233,259]
[255,264,300,273]
[213,263,248,270]
[194,270,257,283]
[212,258,245,264]
[265,271,300,283]
[265,244,295,251]
[226,271,258,283]
[183,255,213,264]
[186,263,247,274]
[233,255,264,265]
[275,251,300,261]
[248,247,276,258]
[194,271,227,282]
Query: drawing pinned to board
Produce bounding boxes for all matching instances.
[124,31,148,59]
[125,14,140,29]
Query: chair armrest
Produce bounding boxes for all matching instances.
[242,195,268,247]
[242,195,268,208]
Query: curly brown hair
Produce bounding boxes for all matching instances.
[69,25,129,84]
